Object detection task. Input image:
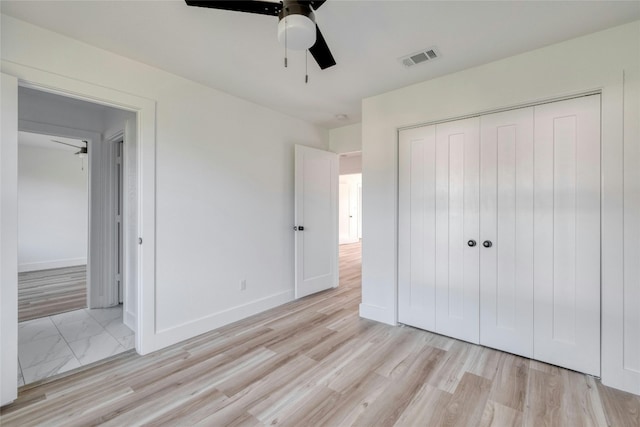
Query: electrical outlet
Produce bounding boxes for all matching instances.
[240,279,246,291]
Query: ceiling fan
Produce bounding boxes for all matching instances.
[185,0,336,70]
[51,139,89,170]
[51,139,88,157]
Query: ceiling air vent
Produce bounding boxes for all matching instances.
[400,47,440,68]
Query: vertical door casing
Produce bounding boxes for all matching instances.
[435,117,480,344]
[479,107,535,358]
[122,119,138,333]
[1,72,19,406]
[116,140,124,304]
[533,95,601,376]
[398,125,437,331]
[294,145,338,299]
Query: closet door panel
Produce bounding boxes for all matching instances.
[435,117,480,344]
[398,126,437,330]
[533,95,601,376]
[480,107,534,358]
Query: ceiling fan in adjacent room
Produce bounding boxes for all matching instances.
[185,0,336,70]
[51,139,88,170]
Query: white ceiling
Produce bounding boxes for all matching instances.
[2,0,639,128]
[19,131,85,152]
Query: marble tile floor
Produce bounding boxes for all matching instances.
[17,305,134,386]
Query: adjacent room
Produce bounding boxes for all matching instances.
[1,1,639,425]
[15,87,137,386]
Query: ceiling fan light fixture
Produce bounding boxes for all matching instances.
[277,14,316,50]
[75,146,88,159]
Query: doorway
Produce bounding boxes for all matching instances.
[338,152,362,289]
[16,87,135,386]
[17,132,89,322]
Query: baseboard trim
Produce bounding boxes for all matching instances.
[18,258,87,273]
[149,290,295,351]
[359,303,396,326]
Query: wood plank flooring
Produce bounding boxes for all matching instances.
[18,266,87,322]
[2,242,640,426]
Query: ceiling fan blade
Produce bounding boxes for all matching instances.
[185,1,281,16]
[307,0,327,10]
[309,24,336,70]
[51,139,82,149]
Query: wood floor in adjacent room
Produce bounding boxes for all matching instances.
[2,242,639,426]
[18,265,87,322]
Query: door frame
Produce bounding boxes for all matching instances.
[1,61,158,404]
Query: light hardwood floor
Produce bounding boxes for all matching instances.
[2,242,639,426]
[18,266,87,322]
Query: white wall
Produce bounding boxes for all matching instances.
[18,143,88,271]
[1,15,328,349]
[339,154,362,175]
[329,122,361,154]
[361,21,640,394]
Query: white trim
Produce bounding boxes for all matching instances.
[397,90,603,132]
[1,61,157,361]
[18,258,87,273]
[106,130,125,143]
[152,290,294,349]
[359,303,395,325]
[1,72,19,406]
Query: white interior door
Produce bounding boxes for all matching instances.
[479,107,534,358]
[533,95,601,376]
[435,117,480,344]
[339,180,351,243]
[294,145,338,299]
[339,174,360,244]
[1,72,19,406]
[398,125,437,331]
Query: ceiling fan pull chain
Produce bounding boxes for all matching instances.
[305,50,309,84]
[284,17,288,68]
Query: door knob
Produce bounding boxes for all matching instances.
[483,240,493,248]
[467,240,477,247]
[294,226,305,231]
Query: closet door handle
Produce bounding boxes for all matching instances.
[467,240,477,247]
[483,240,493,248]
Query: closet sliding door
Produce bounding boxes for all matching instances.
[479,107,535,359]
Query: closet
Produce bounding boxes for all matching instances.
[398,95,601,376]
